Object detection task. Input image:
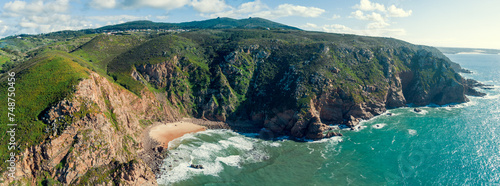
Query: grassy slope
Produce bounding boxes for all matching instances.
[71,34,146,73]
[107,34,209,95]
[0,27,463,176]
[0,55,9,70]
[0,51,89,170]
[182,30,400,105]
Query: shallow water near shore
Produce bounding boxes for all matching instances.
[158,54,500,185]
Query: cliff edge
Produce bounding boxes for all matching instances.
[0,26,484,184]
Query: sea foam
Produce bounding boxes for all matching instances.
[408,129,417,136]
[157,130,274,185]
[372,123,387,129]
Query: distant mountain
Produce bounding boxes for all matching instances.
[95,17,300,31]
[437,47,500,55]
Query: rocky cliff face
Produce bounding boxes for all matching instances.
[2,29,483,184]
[3,72,180,185]
[125,35,479,140]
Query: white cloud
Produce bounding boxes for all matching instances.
[304,23,406,37]
[87,15,145,22]
[238,0,267,14]
[207,1,324,19]
[99,0,231,13]
[19,22,38,28]
[364,28,406,36]
[0,0,94,37]
[3,0,27,15]
[367,21,389,29]
[0,25,9,35]
[387,5,412,17]
[321,24,354,34]
[3,0,70,17]
[251,4,325,19]
[90,0,117,9]
[353,0,385,12]
[351,10,388,27]
[330,14,341,20]
[155,15,169,20]
[362,11,385,22]
[302,23,319,29]
[351,10,365,19]
[191,0,229,13]
[122,0,190,10]
[349,1,412,35]
[207,0,268,18]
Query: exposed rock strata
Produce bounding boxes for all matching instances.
[101,33,482,141]
[3,72,180,185]
[128,43,482,140]
[2,33,485,185]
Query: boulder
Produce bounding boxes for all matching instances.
[190,164,204,169]
[258,128,274,140]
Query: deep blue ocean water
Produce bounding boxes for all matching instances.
[158,54,500,185]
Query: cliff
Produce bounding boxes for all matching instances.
[0,20,484,184]
[1,70,182,184]
[108,30,480,139]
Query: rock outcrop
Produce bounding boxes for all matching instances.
[1,28,485,184]
[3,72,180,185]
[124,37,481,140]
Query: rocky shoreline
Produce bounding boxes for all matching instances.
[2,26,489,185]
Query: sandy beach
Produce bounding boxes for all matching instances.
[149,121,206,148]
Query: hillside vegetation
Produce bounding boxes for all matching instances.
[0,51,89,170]
[0,18,481,184]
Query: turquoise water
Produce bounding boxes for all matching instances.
[158,54,500,185]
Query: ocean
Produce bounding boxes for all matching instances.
[158,54,500,185]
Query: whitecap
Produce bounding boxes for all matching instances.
[482,94,500,100]
[455,99,477,108]
[216,155,241,167]
[359,125,368,130]
[408,129,417,136]
[158,130,271,185]
[359,110,391,124]
[167,133,197,149]
[191,143,223,159]
[347,125,368,131]
[219,136,255,151]
[387,112,402,116]
[307,145,315,154]
[372,123,387,129]
[157,156,226,184]
[414,109,428,115]
[267,142,281,147]
[307,136,343,144]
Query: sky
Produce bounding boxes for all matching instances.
[0,0,499,49]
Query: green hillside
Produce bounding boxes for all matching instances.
[107,34,210,97]
[0,18,478,182]
[97,17,300,31]
[0,51,89,169]
[72,34,146,73]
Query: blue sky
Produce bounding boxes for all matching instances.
[0,0,499,49]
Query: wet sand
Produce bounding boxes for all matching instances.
[149,121,206,148]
